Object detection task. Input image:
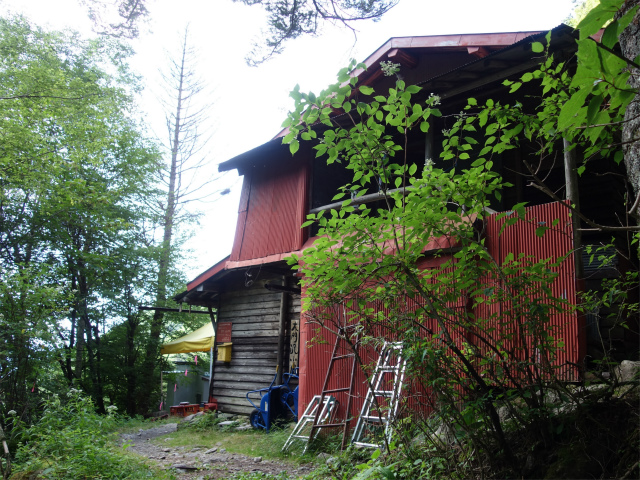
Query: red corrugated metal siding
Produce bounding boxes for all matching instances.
[484,202,582,380]
[230,156,308,262]
[298,202,582,420]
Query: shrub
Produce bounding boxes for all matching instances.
[13,389,164,479]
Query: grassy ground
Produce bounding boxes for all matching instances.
[117,416,338,479]
[158,420,313,462]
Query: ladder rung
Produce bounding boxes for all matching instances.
[333,353,355,360]
[373,390,393,396]
[313,422,347,428]
[362,415,386,421]
[353,441,380,448]
[323,387,350,394]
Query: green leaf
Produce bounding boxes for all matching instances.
[535,225,549,237]
[531,42,545,53]
[360,85,374,95]
[577,0,620,40]
[290,139,300,154]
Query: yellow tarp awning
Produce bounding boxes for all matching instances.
[160,323,215,354]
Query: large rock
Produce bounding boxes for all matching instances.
[614,360,640,383]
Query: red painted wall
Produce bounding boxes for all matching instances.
[297,202,581,421]
[230,155,308,262]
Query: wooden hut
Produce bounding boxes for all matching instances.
[175,25,635,417]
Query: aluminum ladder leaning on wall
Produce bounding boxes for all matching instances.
[282,394,338,454]
[351,341,407,448]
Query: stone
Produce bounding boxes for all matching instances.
[204,447,218,454]
[325,456,340,469]
[614,360,640,383]
[434,422,456,444]
[237,425,253,431]
[253,456,262,463]
[218,421,235,426]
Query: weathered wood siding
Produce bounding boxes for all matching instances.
[212,275,301,415]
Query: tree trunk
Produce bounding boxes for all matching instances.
[125,288,139,416]
[618,2,640,201]
[137,37,187,415]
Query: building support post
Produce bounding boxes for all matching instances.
[276,275,290,385]
[207,306,218,402]
[563,139,584,280]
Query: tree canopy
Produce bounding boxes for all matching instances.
[80,0,398,64]
[0,15,163,416]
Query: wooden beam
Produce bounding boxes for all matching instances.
[387,48,418,68]
[467,46,490,58]
[137,306,211,314]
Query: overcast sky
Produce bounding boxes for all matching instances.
[3,0,577,280]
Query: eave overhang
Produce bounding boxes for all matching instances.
[216,25,576,175]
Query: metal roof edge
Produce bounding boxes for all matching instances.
[185,255,231,291]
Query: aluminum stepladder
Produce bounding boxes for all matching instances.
[281,394,337,453]
[351,341,407,448]
[282,324,359,453]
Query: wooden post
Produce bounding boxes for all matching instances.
[276,276,289,384]
[563,139,584,281]
[207,306,218,403]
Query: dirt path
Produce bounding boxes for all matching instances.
[120,423,314,479]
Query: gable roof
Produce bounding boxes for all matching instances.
[178,25,579,304]
[218,25,575,174]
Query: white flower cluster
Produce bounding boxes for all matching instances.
[7,410,17,416]
[380,60,401,77]
[428,93,441,106]
[67,388,81,397]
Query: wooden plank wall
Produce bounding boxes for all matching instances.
[212,275,301,416]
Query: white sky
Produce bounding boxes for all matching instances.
[2,0,577,281]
